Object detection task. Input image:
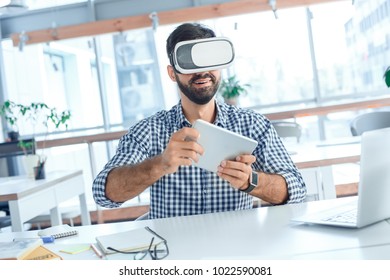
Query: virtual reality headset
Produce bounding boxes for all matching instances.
[171,37,235,74]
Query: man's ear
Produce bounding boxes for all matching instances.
[167,65,176,82]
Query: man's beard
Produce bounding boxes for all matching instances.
[176,73,220,105]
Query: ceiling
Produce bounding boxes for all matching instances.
[0,0,346,45]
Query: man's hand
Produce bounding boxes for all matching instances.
[217,154,256,190]
[160,127,204,174]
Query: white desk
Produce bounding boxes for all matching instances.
[1,197,389,260]
[293,243,390,259]
[0,170,91,231]
[291,141,360,169]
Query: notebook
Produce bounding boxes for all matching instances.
[38,224,78,239]
[291,127,390,228]
[95,226,164,255]
[191,119,258,173]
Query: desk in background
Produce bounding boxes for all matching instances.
[0,170,91,231]
[1,197,389,260]
[289,139,361,201]
[292,139,360,169]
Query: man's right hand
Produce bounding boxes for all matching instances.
[159,127,204,174]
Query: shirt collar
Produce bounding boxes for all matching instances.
[174,101,191,128]
[174,99,230,128]
[214,100,229,128]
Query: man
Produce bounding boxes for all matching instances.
[93,23,306,219]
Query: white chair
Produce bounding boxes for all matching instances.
[350,111,390,136]
[271,121,302,143]
[271,121,337,202]
[27,209,80,229]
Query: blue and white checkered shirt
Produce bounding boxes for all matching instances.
[92,100,306,219]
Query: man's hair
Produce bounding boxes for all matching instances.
[166,23,216,66]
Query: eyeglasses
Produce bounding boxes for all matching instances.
[107,226,169,260]
[134,236,169,260]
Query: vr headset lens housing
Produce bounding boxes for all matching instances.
[172,37,235,74]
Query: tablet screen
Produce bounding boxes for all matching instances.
[192,119,258,173]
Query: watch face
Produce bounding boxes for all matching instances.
[251,171,258,186]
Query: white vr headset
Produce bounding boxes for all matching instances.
[171,37,235,74]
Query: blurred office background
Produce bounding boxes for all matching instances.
[0,0,389,219]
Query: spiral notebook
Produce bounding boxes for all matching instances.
[38,224,78,239]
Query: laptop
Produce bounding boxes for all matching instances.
[292,127,390,228]
[191,119,258,173]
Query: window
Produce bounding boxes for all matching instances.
[210,8,314,108]
[2,37,105,135]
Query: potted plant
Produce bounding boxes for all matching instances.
[0,100,21,141]
[384,66,390,88]
[219,75,250,105]
[0,100,71,179]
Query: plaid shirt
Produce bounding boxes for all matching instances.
[92,100,306,219]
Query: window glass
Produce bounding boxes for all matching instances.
[1,37,104,137]
[1,28,169,138]
[208,7,314,108]
[97,34,122,126]
[112,29,165,126]
[4,1,386,144]
[310,2,356,99]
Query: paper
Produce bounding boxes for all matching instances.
[59,244,91,254]
[0,239,43,260]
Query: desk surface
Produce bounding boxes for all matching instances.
[0,169,90,231]
[1,197,389,260]
[0,170,83,201]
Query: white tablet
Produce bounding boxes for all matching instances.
[191,119,258,173]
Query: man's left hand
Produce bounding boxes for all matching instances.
[217,154,256,190]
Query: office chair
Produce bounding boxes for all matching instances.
[0,215,12,232]
[0,202,10,215]
[350,111,390,136]
[271,121,302,143]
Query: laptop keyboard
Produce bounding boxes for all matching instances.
[321,209,357,224]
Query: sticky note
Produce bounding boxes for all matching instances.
[59,244,91,254]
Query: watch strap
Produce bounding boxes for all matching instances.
[240,171,258,193]
[240,183,256,193]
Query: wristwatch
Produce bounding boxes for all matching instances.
[240,171,258,193]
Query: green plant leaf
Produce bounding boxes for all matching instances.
[219,75,250,100]
[384,66,390,88]
[0,100,71,143]
[17,139,35,155]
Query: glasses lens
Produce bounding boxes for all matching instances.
[134,237,156,260]
[152,242,169,260]
[134,250,148,260]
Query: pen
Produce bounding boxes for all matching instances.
[90,243,105,259]
[13,236,55,244]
